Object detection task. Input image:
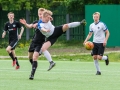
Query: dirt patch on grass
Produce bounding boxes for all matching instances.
[48,47,120,55]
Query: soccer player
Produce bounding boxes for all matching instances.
[84,12,110,75]
[20,8,56,80]
[2,12,24,69]
[28,10,86,80]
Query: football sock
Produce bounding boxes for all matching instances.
[43,50,52,62]
[68,22,81,28]
[15,57,19,66]
[102,56,107,60]
[29,59,33,65]
[9,52,15,61]
[94,60,100,71]
[31,61,38,76]
[50,61,54,64]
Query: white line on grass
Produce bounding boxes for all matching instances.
[0,68,120,73]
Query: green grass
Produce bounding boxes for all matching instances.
[1,51,120,62]
[0,40,120,62]
[0,60,120,90]
[0,40,84,56]
[0,47,28,56]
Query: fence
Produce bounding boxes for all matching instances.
[0,6,84,46]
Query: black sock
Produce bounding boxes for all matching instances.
[15,57,19,66]
[29,59,33,65]
[9,52,15,61]
[50,61,53,64]
[31,61,38,76]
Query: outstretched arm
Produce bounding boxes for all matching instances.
[19,19,33,28]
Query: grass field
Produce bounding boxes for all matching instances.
[0,60,120,90]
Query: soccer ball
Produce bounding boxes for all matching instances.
[84,41,94,50]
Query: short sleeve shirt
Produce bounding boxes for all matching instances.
[89,21,108,43]
[4,20,22,39]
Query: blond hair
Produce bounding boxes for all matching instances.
[42,10,53,17]
[7,12,14,16]
[47,10,53,16]
[93,12,100,16]
[38,8,45,12]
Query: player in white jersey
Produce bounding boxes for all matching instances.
[84,12,110,75]
[37,10,86,43]
[37,10,86,56]
[28,10,86,79]
[38,20,55,37]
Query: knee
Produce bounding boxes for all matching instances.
[41,47,46,52]
[97,57,102,60]
[63,24,69,31]
[64,24,69,28]
[33,55,37,61]
[33,52,39,60]
[6,48,10,52]
[93,56,97,60]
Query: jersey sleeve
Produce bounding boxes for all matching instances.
[37,20,43,30]
[89,24,93,32]
[17,21,22,28]
[4,23,8,31]
[102,22,108,31]
[32,20,38,24]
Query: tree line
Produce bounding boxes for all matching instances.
[0,0,120,12]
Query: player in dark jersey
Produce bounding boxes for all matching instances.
[26,10,86,80]
[20,8,55,80]
[2,12,24,69]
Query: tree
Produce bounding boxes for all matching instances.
[0,0,120,11]
[62,0,120,13]
[0,0,57,11]
[63,0,84,13]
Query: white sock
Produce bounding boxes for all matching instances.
[102,56,107,60]
[68,22,81,28]
[43,50,52,62]
[94,60,100,71]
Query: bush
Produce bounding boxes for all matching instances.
[18,43,24,48]
[0,42,8,48]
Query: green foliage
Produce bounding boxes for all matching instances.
[18,43,24,48]
[0,40,30,48]
[18,40,30,48]
[0,0,64,11]
[0,42,8,48]
[0,0,120,11]
[63,0,84,13]
[0,0,27,10]
[63,0,120,13]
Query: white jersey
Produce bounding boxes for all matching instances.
[89,21,108,43]
[38,20,55,37]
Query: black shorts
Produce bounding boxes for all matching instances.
[92,42,105,56]
[9,39,19,50]
[28,41,43,54]
[46,25,65,45]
